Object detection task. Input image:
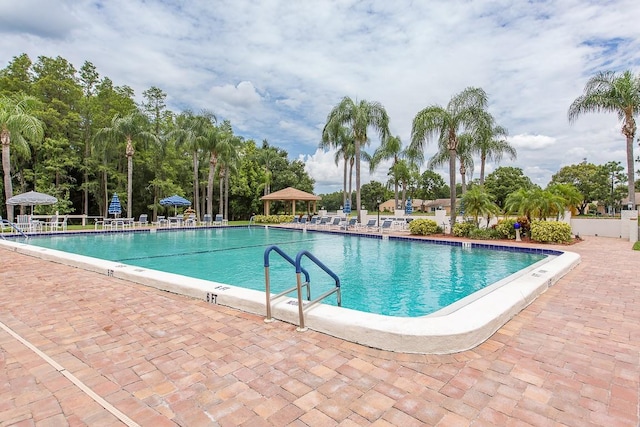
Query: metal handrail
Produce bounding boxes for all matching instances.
[263,245,310,322]
[294,250,341,331]
[1,219,29,240]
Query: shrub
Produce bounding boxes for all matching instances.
[516,216,530,236]
[530,220,572,243]
[468,227,501,240]
[253,214,294,224]
[633,241,640,251]
[408,219,440,235]
[452,222,476,237]
[495,218,517,239]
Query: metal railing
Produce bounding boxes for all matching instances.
[263,245,341,331]
[0,219,29,240]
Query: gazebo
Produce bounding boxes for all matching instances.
[260,187,321,216]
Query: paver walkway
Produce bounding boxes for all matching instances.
[0,236,638,426]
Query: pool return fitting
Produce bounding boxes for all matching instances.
[264,245,341,331]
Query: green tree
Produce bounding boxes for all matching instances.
[95,112,157,217]
[546,183,583,217]
[549,162,609,214]
[416,170,448,200]
[360,180,390,212]
[323,97,390,222]
[505,188,566,221]
[1,94,44,220]
[568,70,640,207]
[170,111,214,219]
[320,121,354,207]
[370,135,404,210]
[0,53,33,96]
[461,186,501,227]
[474,120,514,185]
[410,87,489,225]
[484,166,535,209]
[428,132,475,195]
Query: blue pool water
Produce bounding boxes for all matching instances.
[26,227,548,317]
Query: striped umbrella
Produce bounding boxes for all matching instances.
[108,193,122,217]
[405,198,413,215]
[343,199,351,214]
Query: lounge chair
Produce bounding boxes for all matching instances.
[153,215,168,227]
[343,217,358,230]
[213,214,228,226]
[317,217,331,229]
[202,214,212,226]
[307,216,319,228]
[358,219,377,231]
[381,219,393,233]
[329,217,343,229]
[184,214,197,226]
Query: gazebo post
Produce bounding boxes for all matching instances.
[291,200,296,216]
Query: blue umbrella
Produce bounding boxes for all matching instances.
[108,193,122,217]
[405,198,413,215]
[160,194,191,216]
[343,199,351,214]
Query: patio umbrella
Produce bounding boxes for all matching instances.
[405,198,413,215]
[7,191,57,214]
[108,193,122,217]
[160,195,191,216]
[343,199,351,215]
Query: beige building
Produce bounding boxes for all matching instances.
[378,198,455,215]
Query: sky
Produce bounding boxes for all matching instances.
[1,0,639,194]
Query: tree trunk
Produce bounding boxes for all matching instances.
[207,154,216,216]
[348,158,354,208]
[355,140,362,223]
[218,169,224,215]
[623,117,636,207]
[479,152,487,186]
[460,163,467,195]
[342,155,348,207]
[224,166,229,219]
[126,137,134,217]
[1,129,14,221]
[449,148,457,229]
[192,151,200,219]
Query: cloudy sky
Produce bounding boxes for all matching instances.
[1,0,639,194]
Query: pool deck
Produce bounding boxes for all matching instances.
[1,235,638,426]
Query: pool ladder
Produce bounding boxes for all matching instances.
[0,219,29,240]
[263,245,341,331]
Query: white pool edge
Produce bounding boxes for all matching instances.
[0,237,580,354]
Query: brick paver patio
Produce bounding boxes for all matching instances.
[1,235,638,426]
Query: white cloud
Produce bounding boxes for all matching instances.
[209,81,262,109]
[509,134,557,149]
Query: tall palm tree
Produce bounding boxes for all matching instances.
[568,70,640,207]
[255,139,281,197]
[201,119,226,217]
[0,94,44,221]
[410,87,488,226]
[370,135,403,210]
[95,112,157,217]
[170,111,214,219]
[216,132,241,219]
[428,132,475,195]
[474,120,514,185]
[320,121,354,207]
[323,97,390,222]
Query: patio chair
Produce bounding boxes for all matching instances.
[184,214,197,227]
[48,215,68,232]
[0,216,12,234]
[153,215,168,227]
[343,217,358,230]
[317,217,331,229]
[358,219,377,231]
[329,217,343,229]
[381,219,393,233]
[214,214,227,226]
[202,214,212,226]
[307,216,319,228]
[134,214,148,228]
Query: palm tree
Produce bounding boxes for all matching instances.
[95,112,157,217]
[546,183,583,217]
[370,135,403,210]
[410,87,488,227]
[170,111,214,219]
[216,131,241,219]
[323,97,390,222]
[461,186,501,227]
[320,121,354,207]
[0,94,44,221]
[255,139,281,197]
[428,132,475,195]
[474,120,514,185]
[505,188,565,221]
[201,119,226,217]
[568,70,640,207]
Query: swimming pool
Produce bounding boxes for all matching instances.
[26,227,546,317]
[1,226,580,353]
